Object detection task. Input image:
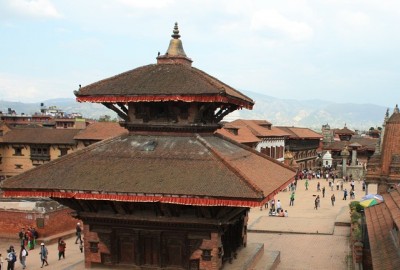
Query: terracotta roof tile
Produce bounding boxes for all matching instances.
[334,126,355,135]
[365,188,400,270]
[215,126,260,144]
[74,122,128,140]
[1,127,80,144]
[275,126,323,139]
[75,64,254,106]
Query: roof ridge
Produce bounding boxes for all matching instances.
[191,67,254,105]
[214,132,297,172]
[195,134,264,196]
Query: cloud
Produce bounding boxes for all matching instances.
[0,73,72,102]
[250,9,314,41]
[116,0,175,9]
[7,0,61,19]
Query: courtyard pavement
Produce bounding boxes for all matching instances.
[243,177,376,270]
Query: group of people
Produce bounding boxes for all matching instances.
[1,222,83,270]
[18,227,39,251]
[265,199,288,217]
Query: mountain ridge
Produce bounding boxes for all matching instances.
[0,91,387,131]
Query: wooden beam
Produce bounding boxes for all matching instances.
[102,103,128,121]
[117,102,128,114]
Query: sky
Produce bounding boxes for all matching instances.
[0,0,399,107]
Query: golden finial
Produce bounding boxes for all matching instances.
[171,22,180,39]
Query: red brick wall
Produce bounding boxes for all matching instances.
[0,208,78,239]
[83,225,111,268]
[196,232,222,270]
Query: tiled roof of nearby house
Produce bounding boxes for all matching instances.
[324,137,378,152]
[75,64,254,109]
[364,188,400,269]
[216,124,260,144]
[74,122,128,141]
[275,126,323,139]
[2,134,296,207]
[0,127,80,144]
[231,120,290,137]
[216,120,290,144]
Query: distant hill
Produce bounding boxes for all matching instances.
[0,92,387,131]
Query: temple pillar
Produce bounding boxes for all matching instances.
[351,149,357,166]
[342,157,348,176]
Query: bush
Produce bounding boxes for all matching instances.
[353,225,362,241]
[351,211,361,223]
[349,201,363,213]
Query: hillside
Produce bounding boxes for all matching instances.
[0,92,387,131]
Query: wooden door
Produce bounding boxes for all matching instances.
[118,235,135,264]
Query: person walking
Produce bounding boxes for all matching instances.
[39,243,49,268]
[343,189,348,200]
[331,194,336,206]
[58,238,66,260]
[19,245,27,269]
[314,195,320,210]
[75,222,82,244]
[317,182,321,192]
[322,186,326,198]
[5,246,16,270]
[289,192,295,206]
[305,179,309,190]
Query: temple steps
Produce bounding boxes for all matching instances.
[224,243,280,270]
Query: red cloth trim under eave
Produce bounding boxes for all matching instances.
[76,95,253,109]
[3,191,260,207]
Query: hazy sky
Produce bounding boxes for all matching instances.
[1,0,399,107]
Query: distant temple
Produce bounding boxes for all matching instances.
[2,23,295,269]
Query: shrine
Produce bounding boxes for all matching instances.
[2,23,296,269]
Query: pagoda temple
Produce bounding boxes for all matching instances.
[366,105,400,193]
[2,23,296,270]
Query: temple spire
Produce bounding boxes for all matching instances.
[394,104,399,114]
[157,22,192,66]
[171,22,181,39]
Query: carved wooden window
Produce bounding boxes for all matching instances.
[201,249,212,261]
[30,145,50,161]
[59,148,68,157]
[13,147,23,156]
[89,240,99,253]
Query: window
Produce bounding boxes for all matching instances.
[13,147,23,156]
[59,148,68,157]
[15,164,23,169]
[30,145,50,161]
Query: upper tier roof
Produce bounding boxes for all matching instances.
[75,64,254,109]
